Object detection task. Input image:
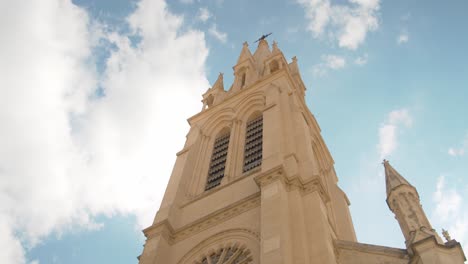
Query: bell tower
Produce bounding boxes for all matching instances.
[138,39,357,264]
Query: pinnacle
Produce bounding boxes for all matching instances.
[212,72,224,91]
[236,41,253,64]
[383,160,413,197]
[253,39,271,70]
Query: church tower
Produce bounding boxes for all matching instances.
[137,40,465,264]
[138,39,356,263]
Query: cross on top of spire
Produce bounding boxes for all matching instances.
[254,32,272,44]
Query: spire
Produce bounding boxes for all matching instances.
[383,160,449,255]
[383,159,413,197]
[253,39,271,66]
[236,42,253,64]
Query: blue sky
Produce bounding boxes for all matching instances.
[1,0,467,263]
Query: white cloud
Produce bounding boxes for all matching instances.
[313,54,346,76]
[354,53,368,65]
[448,133,468,157]
[397,32,409,44]
[432,176,468,253]
[297,0,380,50]
[377,109,412,159]
[208,24,227,43]
[0,0,209,263]
[434,176,462,222]
[326,54,346,69]
[197,7,211,22]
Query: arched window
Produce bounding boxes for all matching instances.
[243,115,263,173]
[241,72,246,87]
[205,131,230,191]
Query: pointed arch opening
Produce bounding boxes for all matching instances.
[243,112,263,173]
[241,72,246,87]
[269,59,279,73]
[205,127,231,191]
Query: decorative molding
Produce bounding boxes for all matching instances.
[176,147,190,157]
[144,193,260,245]
[262,103,277,112]
[334,239,409,259]
[143,220,175,243]
[253,166,284,187]
[254,165,330,202]
[182,169,261,207]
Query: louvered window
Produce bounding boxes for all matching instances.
[205,133,230,191]
[243,116,263,173]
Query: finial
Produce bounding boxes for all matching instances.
[292,56,297,62]
[243,41,248,47]
[382,159,389,165]
[442,229,452,242]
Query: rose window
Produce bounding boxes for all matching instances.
[196,246,252,264]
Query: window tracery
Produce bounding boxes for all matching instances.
[197,246,252,264]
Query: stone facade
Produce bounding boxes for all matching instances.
[138,40,466,263]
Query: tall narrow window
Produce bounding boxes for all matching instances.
[243,115,263,173]
[205,132,230,191]
[241,72,246,87]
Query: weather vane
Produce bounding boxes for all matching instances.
[254,32,272,43]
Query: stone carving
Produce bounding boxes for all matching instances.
[442,229,452,242]
[144,194,260,244]
[197,246,252,264]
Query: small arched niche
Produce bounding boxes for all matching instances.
[269,59,280,73]
[241,72,246,87]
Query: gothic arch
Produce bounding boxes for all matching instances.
[177,229,260,264]
[235,91,265,122]
[202,108,235,137]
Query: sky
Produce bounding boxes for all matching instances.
[0,0,467,263]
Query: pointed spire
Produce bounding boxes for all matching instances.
[236,41,253,64]
[383,160,413,197]
[212,72,224,91]
[253,39,271,64]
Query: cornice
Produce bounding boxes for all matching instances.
[181,167,261,207]
[254,165,330,202]
[144,193,260,245]
[334,239,409,259]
